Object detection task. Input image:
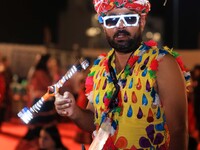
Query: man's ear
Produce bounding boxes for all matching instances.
[140,15,147,32]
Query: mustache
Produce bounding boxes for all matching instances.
[113,30,131,38]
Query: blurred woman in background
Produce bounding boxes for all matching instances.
[39,125,68,150]
[16,53,58,150]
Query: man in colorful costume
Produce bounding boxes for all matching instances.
[54,0,190,149]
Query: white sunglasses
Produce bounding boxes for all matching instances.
[101,14,140,29]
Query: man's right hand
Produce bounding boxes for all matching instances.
[54,91,77,118]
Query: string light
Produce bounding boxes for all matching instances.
[163,0,167,6]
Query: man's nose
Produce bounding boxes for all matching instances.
[117,19,126,28]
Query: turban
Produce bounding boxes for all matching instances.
[93,0,151,16]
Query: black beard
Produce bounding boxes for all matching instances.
[106,30,142,53]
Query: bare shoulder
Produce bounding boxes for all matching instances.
[156,54,183,81]
[156,54,186,104]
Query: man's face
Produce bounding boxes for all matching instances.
[102,8,146,53]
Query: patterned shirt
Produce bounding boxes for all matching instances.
[85,41,190,149]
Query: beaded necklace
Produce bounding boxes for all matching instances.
[100,42,151,125]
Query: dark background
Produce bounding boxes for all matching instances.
[0,0,66,44]
[0,0,199,49]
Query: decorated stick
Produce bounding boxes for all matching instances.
[17,58,89,124]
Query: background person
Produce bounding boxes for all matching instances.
[1,56,13,121]
[39,125,68,150]
[16,54,58,150]
[0,59,6,131]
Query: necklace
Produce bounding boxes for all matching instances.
[103,44,149,111]
[85,40,160,125]
[96,42,152,128]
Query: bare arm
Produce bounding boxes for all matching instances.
[54,92,95,133]
[72,102,96,133]
[156,54,188,150]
